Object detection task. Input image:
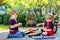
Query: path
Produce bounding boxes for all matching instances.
[0,27,60,40]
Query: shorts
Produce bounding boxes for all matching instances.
[47,31,54,36]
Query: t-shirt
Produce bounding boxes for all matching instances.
[9,18,19,34]
[45,22,54,29]
[45,21,54,35]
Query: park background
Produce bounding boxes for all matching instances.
[0,0,60,31]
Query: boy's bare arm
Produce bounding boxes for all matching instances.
[10,23,22,28]
[36,23,45,27]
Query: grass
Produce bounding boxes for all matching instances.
[0,24,8,31]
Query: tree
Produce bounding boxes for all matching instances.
[1,0,60,15]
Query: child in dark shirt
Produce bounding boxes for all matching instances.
[8,10,25,38]
[37,13,54,36]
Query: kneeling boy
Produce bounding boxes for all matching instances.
[8,10,25,38]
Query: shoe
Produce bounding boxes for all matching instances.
[7,35,11,38]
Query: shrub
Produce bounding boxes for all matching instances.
[3,14,10,25]
[17,13,26,26]
[0,14,3,24]
[37,15,45,23]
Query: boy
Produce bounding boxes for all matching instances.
[8,10,25,38]
[37,13,54,36]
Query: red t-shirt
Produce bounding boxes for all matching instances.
[45,22,54,36]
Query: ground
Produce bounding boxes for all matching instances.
[0,27,60,40]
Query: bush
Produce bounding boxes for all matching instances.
[0,12,26,26]
[0,14,3,24]
[37,15,45,23]
[3,14,10,25]
[0,12,46,26]
[17,13,26,26]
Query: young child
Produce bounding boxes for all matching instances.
[8,10,25,38]
[37,13,54,36]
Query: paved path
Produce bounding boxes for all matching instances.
[0,27,60,40]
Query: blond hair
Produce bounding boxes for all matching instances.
[46,13,53,20]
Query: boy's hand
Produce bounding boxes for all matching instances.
[36,23,44,27]
[18,23,22,26]
[36,24,40,27]
[44,28,46,31]
[9,23,22,28]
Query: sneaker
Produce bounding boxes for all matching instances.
[7,35,11,38]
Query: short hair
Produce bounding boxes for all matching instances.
[10,10,18,16]
[45,13,53,19]
[47,13,53,16]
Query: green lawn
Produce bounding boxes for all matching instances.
[0,24,8,31]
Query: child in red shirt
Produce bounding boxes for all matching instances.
[37,13,54,36]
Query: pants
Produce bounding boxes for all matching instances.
[9,31,25,38]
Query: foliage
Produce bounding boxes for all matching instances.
[37,15,45,23]
[0,0,60,25]
[0,14,3,24]
[0,0,60,8]
[1,0,59,14]
[26,14,36,20]
[17,13,26,26]
[3,14,10,25]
